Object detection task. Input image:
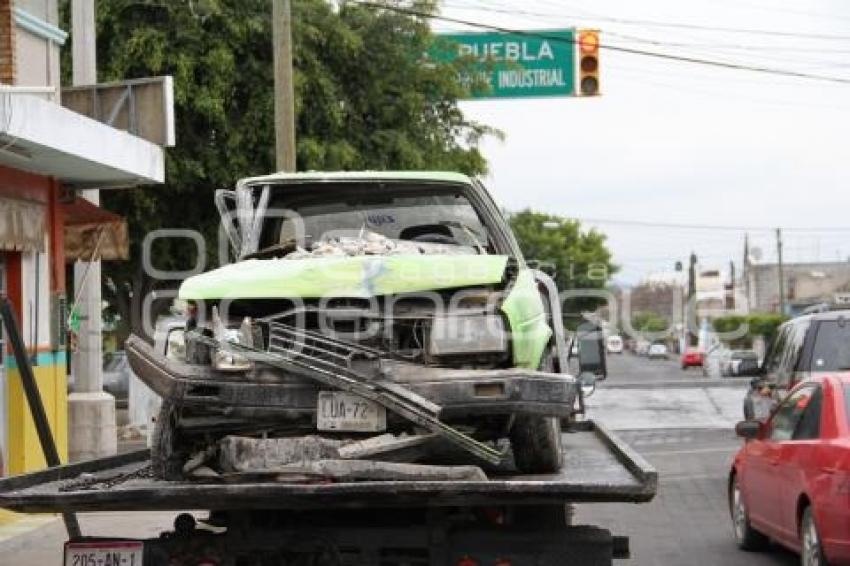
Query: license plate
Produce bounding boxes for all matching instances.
[64,541,143,566]
[317,391,387,432]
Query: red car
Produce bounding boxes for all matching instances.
[680,348,703,369]
[730,375,850,565]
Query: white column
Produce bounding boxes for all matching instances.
[68,0,117,462]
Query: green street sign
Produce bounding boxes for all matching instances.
[433,29,576,99]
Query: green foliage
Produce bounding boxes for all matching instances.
[59,0,496,338]
[631,312,669,333]
[712,312,787,342]
[508,210,617,317]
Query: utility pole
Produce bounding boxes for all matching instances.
[728,260,735,311]
[272,0,296,172]
[776,228,785,316]
[687,252,697,346]
[69,0,117,462]
[743,233,750,311]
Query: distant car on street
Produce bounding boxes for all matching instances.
[730,374,850,565]
[102,350,132,409]
[681,348,704,370]
[727,350,760,377]
[648,343,668,360]
[606,335,624,354]
[635,339,651,356]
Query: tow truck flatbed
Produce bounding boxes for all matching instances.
[0,421,655,514]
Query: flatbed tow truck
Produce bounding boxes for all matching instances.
[0,420,654,566]
[0,172,658,565]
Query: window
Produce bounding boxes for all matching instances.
[763,325,789,374]
[810,319,850,372]
[793,387,822,440]
[769,387,817,441]
[259,184,493,256]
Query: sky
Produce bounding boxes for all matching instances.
[435,0,850,284]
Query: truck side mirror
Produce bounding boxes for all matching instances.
[735,420,762,440]
[576,321,607,381]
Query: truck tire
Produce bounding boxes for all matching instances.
[151,400,186,481]
[511,415,563,474]
[510,339,565,474]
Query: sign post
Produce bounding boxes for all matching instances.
[432,29,576,99]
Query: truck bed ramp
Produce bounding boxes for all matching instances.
[0,421,656,514]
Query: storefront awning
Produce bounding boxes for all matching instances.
[0,196,45,252]
[61,197,128,261]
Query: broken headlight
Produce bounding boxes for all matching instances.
[212,309,255,372]
[426,315,508,357]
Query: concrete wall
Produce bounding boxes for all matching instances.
[746,261,850,313]
[13,0,63,93]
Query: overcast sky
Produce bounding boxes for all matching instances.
[437,0,850,284]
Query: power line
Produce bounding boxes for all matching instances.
[441,1,850,42]
[566,216,850,233]
[355,2,850,85]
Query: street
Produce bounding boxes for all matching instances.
[2,352,795,565]
[577,352,796,565]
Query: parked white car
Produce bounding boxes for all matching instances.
[606,335,624,354]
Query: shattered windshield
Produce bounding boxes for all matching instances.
[252,183,493,258]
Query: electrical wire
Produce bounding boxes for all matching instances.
[440,1,850,41]
[566,216,850,233]
[353,1,850,85]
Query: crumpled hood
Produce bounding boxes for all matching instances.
[178,254,510,300]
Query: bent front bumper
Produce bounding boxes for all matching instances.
[126,335,577,419]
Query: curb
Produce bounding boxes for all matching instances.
[599,378,750,390]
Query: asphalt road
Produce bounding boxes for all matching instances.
[578,352,798,566]
[3,353,798,565]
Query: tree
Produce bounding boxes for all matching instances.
[60,0,496,341]
[508,210,617,321]
[712,313,787,346]
[631,312,669,333]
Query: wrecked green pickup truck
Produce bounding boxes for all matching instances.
[127,171,584,478]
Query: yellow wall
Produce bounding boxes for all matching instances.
[5,351,68,475]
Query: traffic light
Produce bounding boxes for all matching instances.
[577,29,600,96]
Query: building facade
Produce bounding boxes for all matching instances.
[0,0,164,478]
[743,260,850,315]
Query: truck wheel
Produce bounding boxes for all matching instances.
[151,400,186,481]
[511,415,563,474]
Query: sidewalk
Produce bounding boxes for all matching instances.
[0,509,61,556]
